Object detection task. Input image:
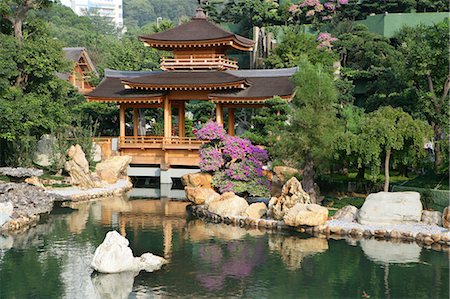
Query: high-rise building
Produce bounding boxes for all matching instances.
[60,0,123,28]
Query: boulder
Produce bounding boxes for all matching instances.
[33,134,57,167]
[442,207,450,229]
[0,201,13,227]
[25,176,45,188]
[332,205,358,222]
[244,202,267,219]
[91,143,102,163]
[269,177,311,220]
[421,210,442,226]
[181,172,213,189]
[185,187,220,205]
[95,156,132,184]
[357,192,422,225]
[65,144,100,189]
[91,231,167,274]
[207,192,249,217]
[283,203,328,227]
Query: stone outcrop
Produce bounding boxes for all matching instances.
[207,192,249,217]
[91,231,167,274]
[283,203,328,227]
[332,205,358,222]
[357,192,422,225]
[0,167,43,183]
[421,210,442,226]
[91,143,102,163]
[268,177,311,220]
[185,187,220,205]
[95,156,132,184]
[65,144,101,189]
[442,207,450,229]
[270,166,299,197]
[33,134,57,167]
[25,176,45,188]
[244,202,267,219]
[181,172,213,189]
[0,183,62,231]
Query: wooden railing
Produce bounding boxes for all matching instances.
[161,55,238,70]
[119,136,206,150]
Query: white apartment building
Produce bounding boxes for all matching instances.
[60,0,123,28]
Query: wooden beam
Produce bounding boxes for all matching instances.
[178,101,185,137]
[228,108,235,136]
[215,103,223,125]
[119,105,125,139]
[133,108,139,137]
[164,96,172,138]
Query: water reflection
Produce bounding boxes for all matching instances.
[268,234,329,270]
[0,197,448,299]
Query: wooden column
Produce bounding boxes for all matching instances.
[164,96,172,138]
[178,101,185,137]
[133,108,139,137]
[215,103,223,125]
[228,107,235,136]
[119,105,125,140]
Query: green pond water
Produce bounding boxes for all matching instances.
[0,195,448,299]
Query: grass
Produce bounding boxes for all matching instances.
[40,172,65,181]
[0,175,10,182]
[44,183,72,188]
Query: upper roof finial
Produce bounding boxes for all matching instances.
[194,7,207,19]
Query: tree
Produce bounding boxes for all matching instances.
[337,107,432,191]
[395,20,450,171]
[265,29,337,70]
[274,59,340,202]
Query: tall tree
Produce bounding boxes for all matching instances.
[396,20,450,171]
[274,59,340,202]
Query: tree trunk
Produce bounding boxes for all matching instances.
[433,122,443,171]
[302,156,319,203]
[13,18,24,42]
[384,148,391,192]
[356,166,365,180]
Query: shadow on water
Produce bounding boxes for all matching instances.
[0,195,449,299]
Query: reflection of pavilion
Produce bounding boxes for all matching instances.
[86,8,295,169]
[99,197,189,259]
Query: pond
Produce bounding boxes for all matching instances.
[0,195,448,299]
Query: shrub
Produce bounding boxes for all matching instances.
[195,121,270,197]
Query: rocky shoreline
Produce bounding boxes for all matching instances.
[188,204,450,252]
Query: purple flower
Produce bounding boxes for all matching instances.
[195,120,226,141]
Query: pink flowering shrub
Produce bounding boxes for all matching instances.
[317,32,338,50]
[289,0,347,24]
[195,120,270,197]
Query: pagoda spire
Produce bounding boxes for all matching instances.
[194,7,207,19]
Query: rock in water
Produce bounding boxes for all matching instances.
[95,156,132,184]
[91,231,167,274]
[332,205,358,222]
[283,203,328,227]
[185,187,219,205]
[65,144,100,189]
[421,210,442,226]
[207,192,249,217]
[269,177,311,220]
[0,201,13,227]
[181,172,213,189]
[357,191,422,225]
[442,207,450,229]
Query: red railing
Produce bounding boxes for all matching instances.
[161,55,238,70]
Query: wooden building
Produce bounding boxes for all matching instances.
[86,8,295,169]
[59,47,98,94]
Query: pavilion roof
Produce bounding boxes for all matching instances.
[139,9,254,51]
[122,71,248,90]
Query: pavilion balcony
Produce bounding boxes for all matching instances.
[118,136,207,150]
[160,55,238,71]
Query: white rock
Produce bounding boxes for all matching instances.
[33,134,57,167]
[0,201,13,227]
[360,238,421,264]
[91,231,166,274]
[207,192,249,217]
[357,192,422,225]
[332,205,358,222]
[421,210,442,226]
[91,143,102,163]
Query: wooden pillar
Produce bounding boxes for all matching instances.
[164,96,172,138]
[119,105,125,140]
[178,101,185,137]
[133,108,138,137]
[216,103,223,125]
[228,107,235,136]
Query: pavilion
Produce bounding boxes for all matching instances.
[86,8,296,169]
